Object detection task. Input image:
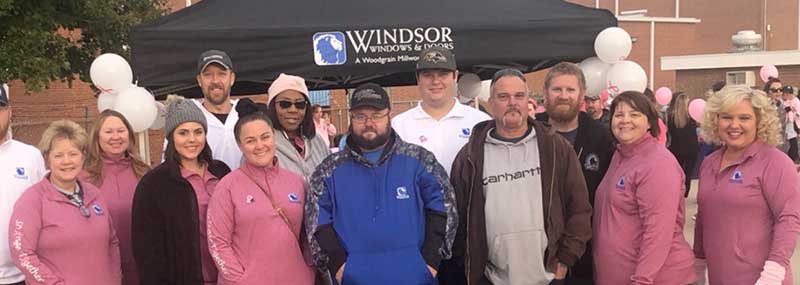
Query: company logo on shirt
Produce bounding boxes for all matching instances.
[615,176,626,190]
[92,204,104,215]
[459,128,471,138]
[584,153,600,172]
[396,187,410,199]
[288,193,300,203]
[13,167,28,179]
[730,170,743,184]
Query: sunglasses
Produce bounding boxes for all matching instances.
[770,88,782,93]
[277,100,308,110]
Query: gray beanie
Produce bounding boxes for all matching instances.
[164,96,207,136]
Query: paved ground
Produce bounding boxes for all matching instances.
[683,180,800,281]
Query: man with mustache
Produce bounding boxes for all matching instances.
[392,47,490,175]
[306,83,457,285]
[444,69,591,285]
[162,49,243,169]
[535,62,615,284]
[584,94,610,128]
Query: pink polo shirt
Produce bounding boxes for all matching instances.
[695,140,800,284]
[181,167,219,285]
[593,135,695,285]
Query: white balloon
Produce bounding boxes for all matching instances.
[458,73,482,103]
[594,27,632,64]
[579,57,611,98]
[97,92,116,112]
[90,53,133,95]
[150,101,167,130]
[606,60,648,94]
[113,86,157,133]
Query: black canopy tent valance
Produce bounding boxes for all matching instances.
[130,0,616,98]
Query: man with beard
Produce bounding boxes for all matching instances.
[163,49,242,168]
[0,83,46,285]
[535,62,614,284]
[306,83,457,285]
[584,94,610,128]
[392,47,490,175]
[444,68,591,285]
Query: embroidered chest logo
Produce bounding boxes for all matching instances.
[459,128,471,138]
[92,204,104,216]
[288,193,300,203]
[419,135,428,143]
[615,176,626,191]
[396,187,410,200]
[13,167,27,179]
[584,153,600,172]
[730,170,743,184]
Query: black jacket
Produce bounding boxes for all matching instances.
[132,160,230,285]
[535,111,614,284]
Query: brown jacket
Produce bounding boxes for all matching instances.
[444,118,592,285]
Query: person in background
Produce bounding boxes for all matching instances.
[0,83,46,285]
[695,85,800,285]
[584,93,610,128]
[667,92,699,197]
[306,83,456,285]
[133,96,231,285]
[10,120,122,284]
[207,99,315,284]
[764,77,790,154]
[312,104,337,148]
[266,73,331,179]
[643,88,668,145]
[81,110,150,285]
[593,91,695,285]
[781,85,800,162]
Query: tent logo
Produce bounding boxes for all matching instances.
[313,32,347,66]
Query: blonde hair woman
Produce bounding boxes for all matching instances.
[695,86,800,284]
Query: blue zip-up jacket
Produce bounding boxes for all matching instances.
[305,131,457,285]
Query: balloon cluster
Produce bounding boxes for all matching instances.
[90,54,162,132]
[580,27,647,106]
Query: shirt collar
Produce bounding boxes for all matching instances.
[411,98,467,120]
[180,166,217,183]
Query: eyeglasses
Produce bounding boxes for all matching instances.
[770,88,782,93]
[277,100,308,110]
[351,112,389,124]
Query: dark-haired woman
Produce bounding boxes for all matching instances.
[207,99,314,284]
[666,92,699,197]
[132,97,231,285]
[593,91,695,285]
[266,73,331,178]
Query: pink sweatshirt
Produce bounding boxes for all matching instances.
[9,177,121,284]
[207,160,314,285]
[695,140,800,284]
[181,167,219,285]
[79,155,139,285]
[593,135,695,285]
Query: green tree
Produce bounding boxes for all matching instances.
[0,0,168,91]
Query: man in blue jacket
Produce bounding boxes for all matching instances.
[305,83,457,285]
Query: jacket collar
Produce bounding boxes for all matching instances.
[41,175,99,204]
[615,135,658,158]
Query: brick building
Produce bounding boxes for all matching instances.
[7,0,799,163]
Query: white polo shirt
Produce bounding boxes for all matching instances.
[162,99,243,169]
[0,137,45,283]
[392,99,491,174]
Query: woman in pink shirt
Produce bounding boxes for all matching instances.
[10,120,122,284]
[132,97,230,285]
[207,99,315,284]
[695,85,800,285]
[593,91,695,285]
[81,110,150,285]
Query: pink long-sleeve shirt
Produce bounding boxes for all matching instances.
[79,155,139,285]
[695,140,800,284]
[9,177,122,285]
[181,167,219,285]
[593,135,695,285]
[207,160,314,285]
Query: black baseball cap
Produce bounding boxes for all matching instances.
[0,83,8,107]
[782,85,795,94]
[416,47,456,72]
[197,49,233,74]
[351,83,390,110]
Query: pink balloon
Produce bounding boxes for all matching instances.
[760,65,779,83]
[688,99,706,123]
[655,87,672,106]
